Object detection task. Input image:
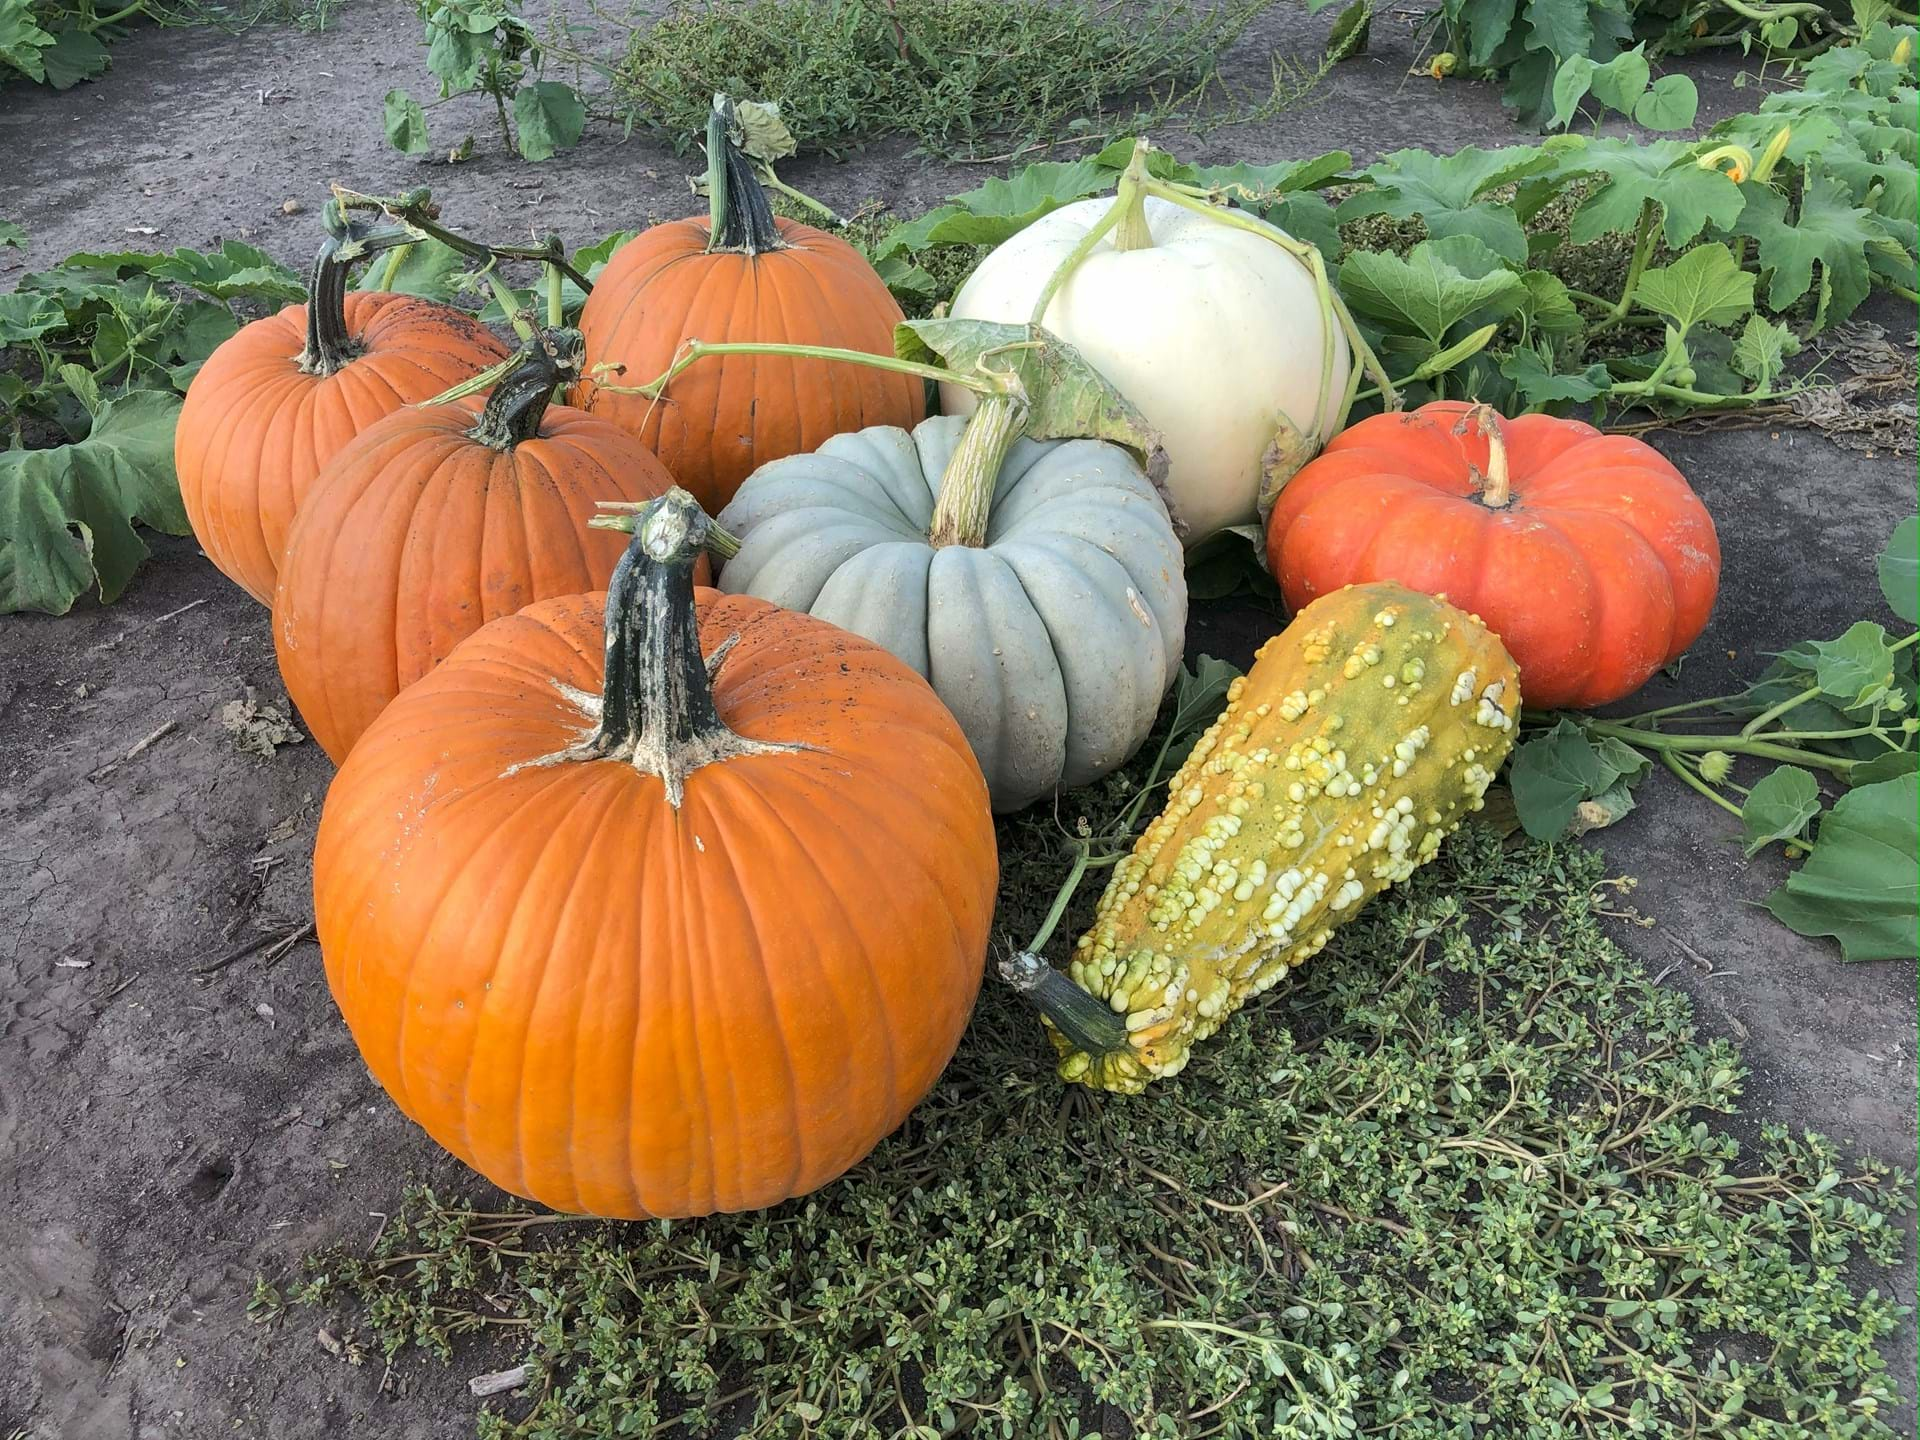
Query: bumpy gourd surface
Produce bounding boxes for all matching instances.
[718,417,1186,811]
[1056,583,1521,1091]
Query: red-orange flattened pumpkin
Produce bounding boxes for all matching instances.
[573,98,921,515]
[274,329,683,763]
[1265,401,1720,709]
[176,207,509,604]
[313,490,998,1219]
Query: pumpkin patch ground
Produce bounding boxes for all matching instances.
[1,4,1915,1437]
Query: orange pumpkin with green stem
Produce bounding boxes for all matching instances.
[573,96,921,514]
[175,203,509,604]
[273,328,683,762]
[312,489,997,1218]
[1264,401,1719,709]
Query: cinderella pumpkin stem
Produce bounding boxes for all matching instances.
[468,328,583,450]
[299,202,419,376]
[928,393,1028,548]
[563,490,798,807]
[1458,403,1513,508]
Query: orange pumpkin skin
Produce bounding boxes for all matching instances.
[1265,401,1720,709]
[313,498,996,1219]
[274,336,685,763]
[176,290,509,605]
[574,224,921,515]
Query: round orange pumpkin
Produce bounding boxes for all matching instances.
[273,329,684,762]
[313,490,998,1219]
[176,207,510,604]
[573,99,921,515]
[1264,401,1720,708]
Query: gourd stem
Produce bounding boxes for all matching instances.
[928,394,1027,548]
[998,952,1131,1059]
[1459,403,1512,507]
[299,205,417,377]
[468,328,583,451]
[705,96,787,256]
[331,185,596,295]
[585,491,796,808]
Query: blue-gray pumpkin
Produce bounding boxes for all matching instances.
[716,410,1187,811]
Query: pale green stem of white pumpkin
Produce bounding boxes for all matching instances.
[1026,140,1153,327]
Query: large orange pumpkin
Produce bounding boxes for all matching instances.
[313,490,998,1219]
[573,99,921,514]
[274,328,683,762]
[1264,401,1719,709]
[176,207,509,604]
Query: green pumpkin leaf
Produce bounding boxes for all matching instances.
[1556,138,1745,249]
[916,161,1110,248]
[355,235,470,301]
[1548,55,1595,130]
[1851,750,1918,785]
[1803,621,1899,711]
[1509,720,1652,841]
[1741,174,1899,329]
[730,98,797,163]
[0,291,66,344]
[385,88,432,155]
[1876,516,1917,624]
[0,389,187,615]
[0,0,56,83]
[38,24,108,89]
[895,318,1168,487]
[514,82,586,162]
[1741,765,1822,857]
[1169,654,1244,745]
[0,219,24,249]
[1520,0,1592,59]
[1500,347,1610,406]
[1632,74,1698,131]
[1766,774,1918,960]
[425,21,489,95]
[1196,150,1353,200]
[1339,238,1526,345]
[1337,145,1555,265]
[1634,244,1755,334]
[1730,314,1799,389]
[1588,45,1650,114]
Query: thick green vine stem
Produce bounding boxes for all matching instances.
[556,490,797,808]
[928,394,1029,548]
[329,184,595,296]
[998,950,1131,1060]
[299,204,418,376]
[468,328,584,451]
[706,96,787,256]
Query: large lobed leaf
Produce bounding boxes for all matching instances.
[0,389,187,615]
[1766,774,1918,961]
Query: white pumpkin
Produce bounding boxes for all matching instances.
[941,195,1351,544]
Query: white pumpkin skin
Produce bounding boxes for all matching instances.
[717,417,1186,812]
[942,196,1351,543]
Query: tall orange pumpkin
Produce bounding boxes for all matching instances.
[274,328,683,762]
[313,490,998,1219]
[573,98,922,514]
[1265,401,1720,709]
[175,206,509,604]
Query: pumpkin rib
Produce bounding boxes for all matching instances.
[686,782,814,1207]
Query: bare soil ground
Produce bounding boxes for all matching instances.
[1,4,1914,1437]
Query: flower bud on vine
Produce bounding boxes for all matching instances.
[1750,127,1793,185]
[1699,750,1733,783]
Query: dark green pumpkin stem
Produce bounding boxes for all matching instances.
[469,328,584,450]
[999,951,1131,1058]
[299,202,421,377]
[584,490,796,807]
[705,96,786,256]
